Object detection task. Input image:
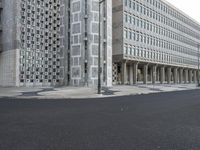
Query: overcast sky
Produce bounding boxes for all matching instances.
[166,0,200,23]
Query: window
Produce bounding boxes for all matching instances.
[129,30,132,39]
[129,0,132,8]
[125,0,128,6]
[125,13,128,22]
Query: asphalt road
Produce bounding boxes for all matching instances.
[1,90,200,150]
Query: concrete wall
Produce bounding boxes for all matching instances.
[112,0,123,56]
[69,0,112,87]
[0,0,20,86]
[1,0,20,52]
[0,49,20,86]
[59,0,69,86]
[69,0,84,86]
[105,0,113,86]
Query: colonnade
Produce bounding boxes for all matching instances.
[120,61,199,85]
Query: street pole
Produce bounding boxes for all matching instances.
[198,45,200,87]
[98,0,105,94]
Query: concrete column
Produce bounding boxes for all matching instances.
[129,64,133,85]
[160,67,165,84]
[157,68,160,82]
[189,70,193,83]
[184,69,188,84]
[122,61,127,84]
[179,68,183,84]
[167,67,171,84]
[133,63,138,84]
[152,65,157,84]
[193,70,197,83]
[173,68,178,84]
[150,68,153,82]
[197,70,200,84]
[143,64,148,84]
[177,70,180,83]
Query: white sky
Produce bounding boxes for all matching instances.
[166,0,200,24]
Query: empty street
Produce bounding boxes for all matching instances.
[1,90,200,150]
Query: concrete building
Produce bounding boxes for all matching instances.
[1,0,200,88]
[112,0,200,85]
[67,0,112,86]
[0,0,112,87]
[0,0,66,86]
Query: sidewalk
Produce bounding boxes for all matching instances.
[0,84,199,99]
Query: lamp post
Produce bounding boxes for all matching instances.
[198,45,200,87]
[98,0,105,94]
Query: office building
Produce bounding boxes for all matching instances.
[1,0,200,87]
[68,0,112,86]
[112,0,200,85]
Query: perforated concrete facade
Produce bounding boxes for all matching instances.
[0,0,112,87]
[19,0,65,86]
[0,0,67,87]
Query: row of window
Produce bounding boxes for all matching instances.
[124,0,200,40]
[21,37,60,43]
[20,79,60,84]
[125,0,200,32]
[124,28,197,57]
[22,0,61,9]
[21,43,60,51]
[20,57,60,65]
[143,0,200,31]
[124,12,197,47]
[21,27,59,36]
[21,19,61,29]
[21,10,61,21]
[20,65,60,72]
[123,44,197,67]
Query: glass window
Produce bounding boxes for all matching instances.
[125,0,128,6]
[129,0,132,8]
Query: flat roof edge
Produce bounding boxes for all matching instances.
[160,0,200,26]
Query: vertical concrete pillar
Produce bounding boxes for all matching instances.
[179,68,183,84]
[160,66,165,84]
[193,70,197,83]
[167,67,171,84]
[177,70,180,83]
[122,61,127,84]
[173,68,178,84]
[189,70,193,83]
[184,69,188,84]
[152,65,157,84]
[143,64,148,84]
[150,68,153,82]
[133,63,138,84]
[129,64,133,85]
[197,70,200,84]
[157,68,160,82]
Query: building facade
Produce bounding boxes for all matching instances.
[68,0,112,86]
[0,0,112,87]
[0,0,200,87]
[0,0,66,86]
[112,0,200,85]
